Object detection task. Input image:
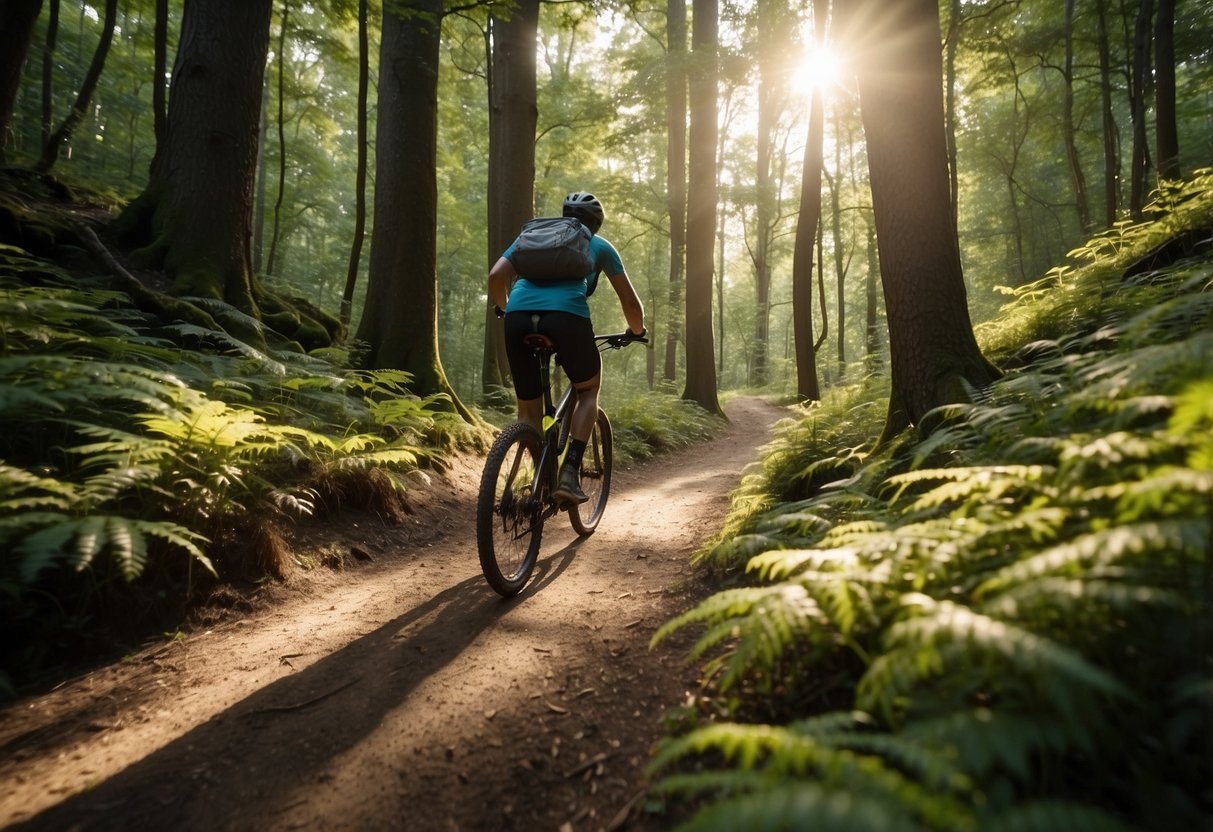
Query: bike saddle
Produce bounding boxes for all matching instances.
[523,333,556,350]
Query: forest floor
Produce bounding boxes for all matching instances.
[0,396,790,832]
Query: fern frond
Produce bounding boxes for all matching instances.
[976,519,1210,597]
[860,596,1133,722]
[652,585,825,691]
[746,548,860,581]
[652,723,972,829]
[8,513,212,582]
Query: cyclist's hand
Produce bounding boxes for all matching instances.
[628,327,647,341]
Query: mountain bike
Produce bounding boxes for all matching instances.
[476,327,647,597]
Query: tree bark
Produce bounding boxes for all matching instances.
[664,0,688,384]
[1063,0,1092,230]
[863,215,882,375]
[357,0,472,419]
[114,0,272,320]
[943,0,961,228]
[1095,0,1119,226]
[1153,0,1179,181]
[1128,0,1154,217]
[0,0,43,165]
[40,0,59,147]
[482,0,539,399]
[682,0,722,415]
[264,0,289,277]
[791,0,827,403]
[37,0,118,173]
[853,0,999,441]
[153,0,168,144]
[341,0,370,329]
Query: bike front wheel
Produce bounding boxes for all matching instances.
[477,421,545,596]
[569,408,612,536]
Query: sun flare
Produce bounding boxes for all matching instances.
[792,46,843,96]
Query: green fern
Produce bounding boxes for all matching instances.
[4,512,211,581]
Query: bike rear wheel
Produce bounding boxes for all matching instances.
[477,422,544,596]
[569,408,612,536]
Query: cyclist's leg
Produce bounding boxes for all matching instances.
[517,396,543,434]
[569,375,600,442]
[503,312,545,434]
[541,312,600,504]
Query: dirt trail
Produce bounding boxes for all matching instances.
[0,396,789,832]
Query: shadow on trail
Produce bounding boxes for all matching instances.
[12,539,585,832]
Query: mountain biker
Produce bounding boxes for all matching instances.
[488,191,646,506]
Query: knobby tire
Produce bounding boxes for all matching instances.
[569,409,612,536]
[477,422,544,597]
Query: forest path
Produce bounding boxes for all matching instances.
[0,396,790,832]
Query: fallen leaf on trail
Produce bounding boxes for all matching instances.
[545,701,568,714]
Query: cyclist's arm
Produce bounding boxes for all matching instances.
[488,256,515,310]
[606,271,646,336]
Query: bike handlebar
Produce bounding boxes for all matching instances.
[596,331,649,350]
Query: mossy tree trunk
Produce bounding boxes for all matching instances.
[110,0,337,350]
[357,0,473,421]
[115,0,271,318]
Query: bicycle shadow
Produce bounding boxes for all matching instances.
[10,538,586,831]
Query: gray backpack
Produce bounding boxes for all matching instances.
[508,217,594,284]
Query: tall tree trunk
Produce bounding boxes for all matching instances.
[114,0,273,319]
[41,0,59,146]
[854,0,999,441]
[829,166,847,379]
[357,0,472,419]
[1064,0,1092,230]
[482,0,539,399]
[1153,0,1179,180]
[791,0,828,403]
[1096,0,1119,226]
[1128,0,1154,217]
[153,0,168,144]
[252,78,270,272]
[264,0,289,277]
[341,0,370,329]
[37,0,118,173]
[682,0,722,415]
[0,0,43,165]
[863,215,882,375]
[664,0,688,384]
[750,0,783,388]
[943,0,961,227]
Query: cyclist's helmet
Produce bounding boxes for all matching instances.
[563,192,605,234]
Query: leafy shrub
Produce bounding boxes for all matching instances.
[609,392,726,466]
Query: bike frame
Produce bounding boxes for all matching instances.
[522,337,575,521]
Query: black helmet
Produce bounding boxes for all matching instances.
[562,192,605,234]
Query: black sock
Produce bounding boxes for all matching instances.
[565,439,587,470]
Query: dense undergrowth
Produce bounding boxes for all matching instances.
[650,171,1213,831]
[0,247,485,696]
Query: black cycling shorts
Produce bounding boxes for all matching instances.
[504,311,600,401]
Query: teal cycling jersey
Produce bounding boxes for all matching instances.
[503,234,624,319]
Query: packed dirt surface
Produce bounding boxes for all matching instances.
[0,397,790,832]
